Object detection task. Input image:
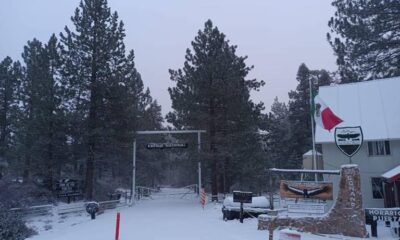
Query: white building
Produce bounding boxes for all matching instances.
[315,77,400,208]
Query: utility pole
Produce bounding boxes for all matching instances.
[309,77,318,181]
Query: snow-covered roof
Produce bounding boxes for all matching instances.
[382,165,400,182]
[315,77,400,143]
[303,150,322,156]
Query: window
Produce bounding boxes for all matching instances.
[371,177,384,199]
[368,141,391,156]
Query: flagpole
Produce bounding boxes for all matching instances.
[309,77,317,181]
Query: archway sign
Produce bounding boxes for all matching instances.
[131,130,206,205]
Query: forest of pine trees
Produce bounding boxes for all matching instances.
[1,0,399,239]
[0,0,398,211]
[0,0,164,203]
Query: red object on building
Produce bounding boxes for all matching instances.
[115,212,120,240]
[382,165,400,207]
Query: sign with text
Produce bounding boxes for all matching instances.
[365,208,400,237]
[288,203,326,214]
[335,126,363,157]
[146,142,188,149]
[365,208,400,222]
[233,191,252,203]
[280,181,333,200]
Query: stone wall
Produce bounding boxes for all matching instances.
[258,165,368,238]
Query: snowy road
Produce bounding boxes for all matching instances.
[27,188,393,240]
[28,189,265,240]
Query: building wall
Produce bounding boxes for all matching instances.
[322,140,400,208]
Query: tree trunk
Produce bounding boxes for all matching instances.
[85,56,98,200]
[85,18,99,200]
[209,82,218,201]
[47,139,54,191]
[85,98,97,200]
[0,83,8,155]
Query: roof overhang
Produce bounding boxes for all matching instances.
[382,165,400,182]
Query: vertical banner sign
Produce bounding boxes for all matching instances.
[334,126,363,158]
[200,188,206,209]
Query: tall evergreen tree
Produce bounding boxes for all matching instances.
[20,39,48,182]
[41,35,69,190]
[287,64,332,168]
[264,97,291,169]
[59,0,162,199]
[167,20,265,197]
[0,57,22,171]
[18,36,68,189]
[60,0,124,199]
[328,0,400,82]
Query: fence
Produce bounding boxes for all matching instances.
[135,186,159,199]
[182,184,198,193]
[10,204,53,218]
[10,199,127,219]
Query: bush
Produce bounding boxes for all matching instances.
[94,179,121,201]
[0,204,36,240]
[0,178,52,240]
[0,177,54,208]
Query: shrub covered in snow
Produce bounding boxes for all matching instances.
[0,204,36,240]
[0,177,54,208]
[0,178,52,239]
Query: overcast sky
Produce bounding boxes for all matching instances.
[0,0,337,117]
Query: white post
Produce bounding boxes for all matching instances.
[131,139,136,205]
[197,132,202,195]
[309,77,318,181]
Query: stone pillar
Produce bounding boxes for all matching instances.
[258,165,368,238]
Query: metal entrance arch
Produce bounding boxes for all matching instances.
[131,130,206,204]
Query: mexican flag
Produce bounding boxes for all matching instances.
[313,93,343,131]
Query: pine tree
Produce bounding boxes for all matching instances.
[328,0,400,82]
[19,39,48,182]
[60,0,123,199]
[287,64,332,168]
[0,57,22,173]
[59,0,162,199]
[264,97,291,169]
[167,20,265,197]
[18,36,68,189]
[311,69,332,87]
[41,35,69,190]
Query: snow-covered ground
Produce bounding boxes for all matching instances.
[27,188,395,240]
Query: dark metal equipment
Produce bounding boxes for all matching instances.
[86,202,99,220]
